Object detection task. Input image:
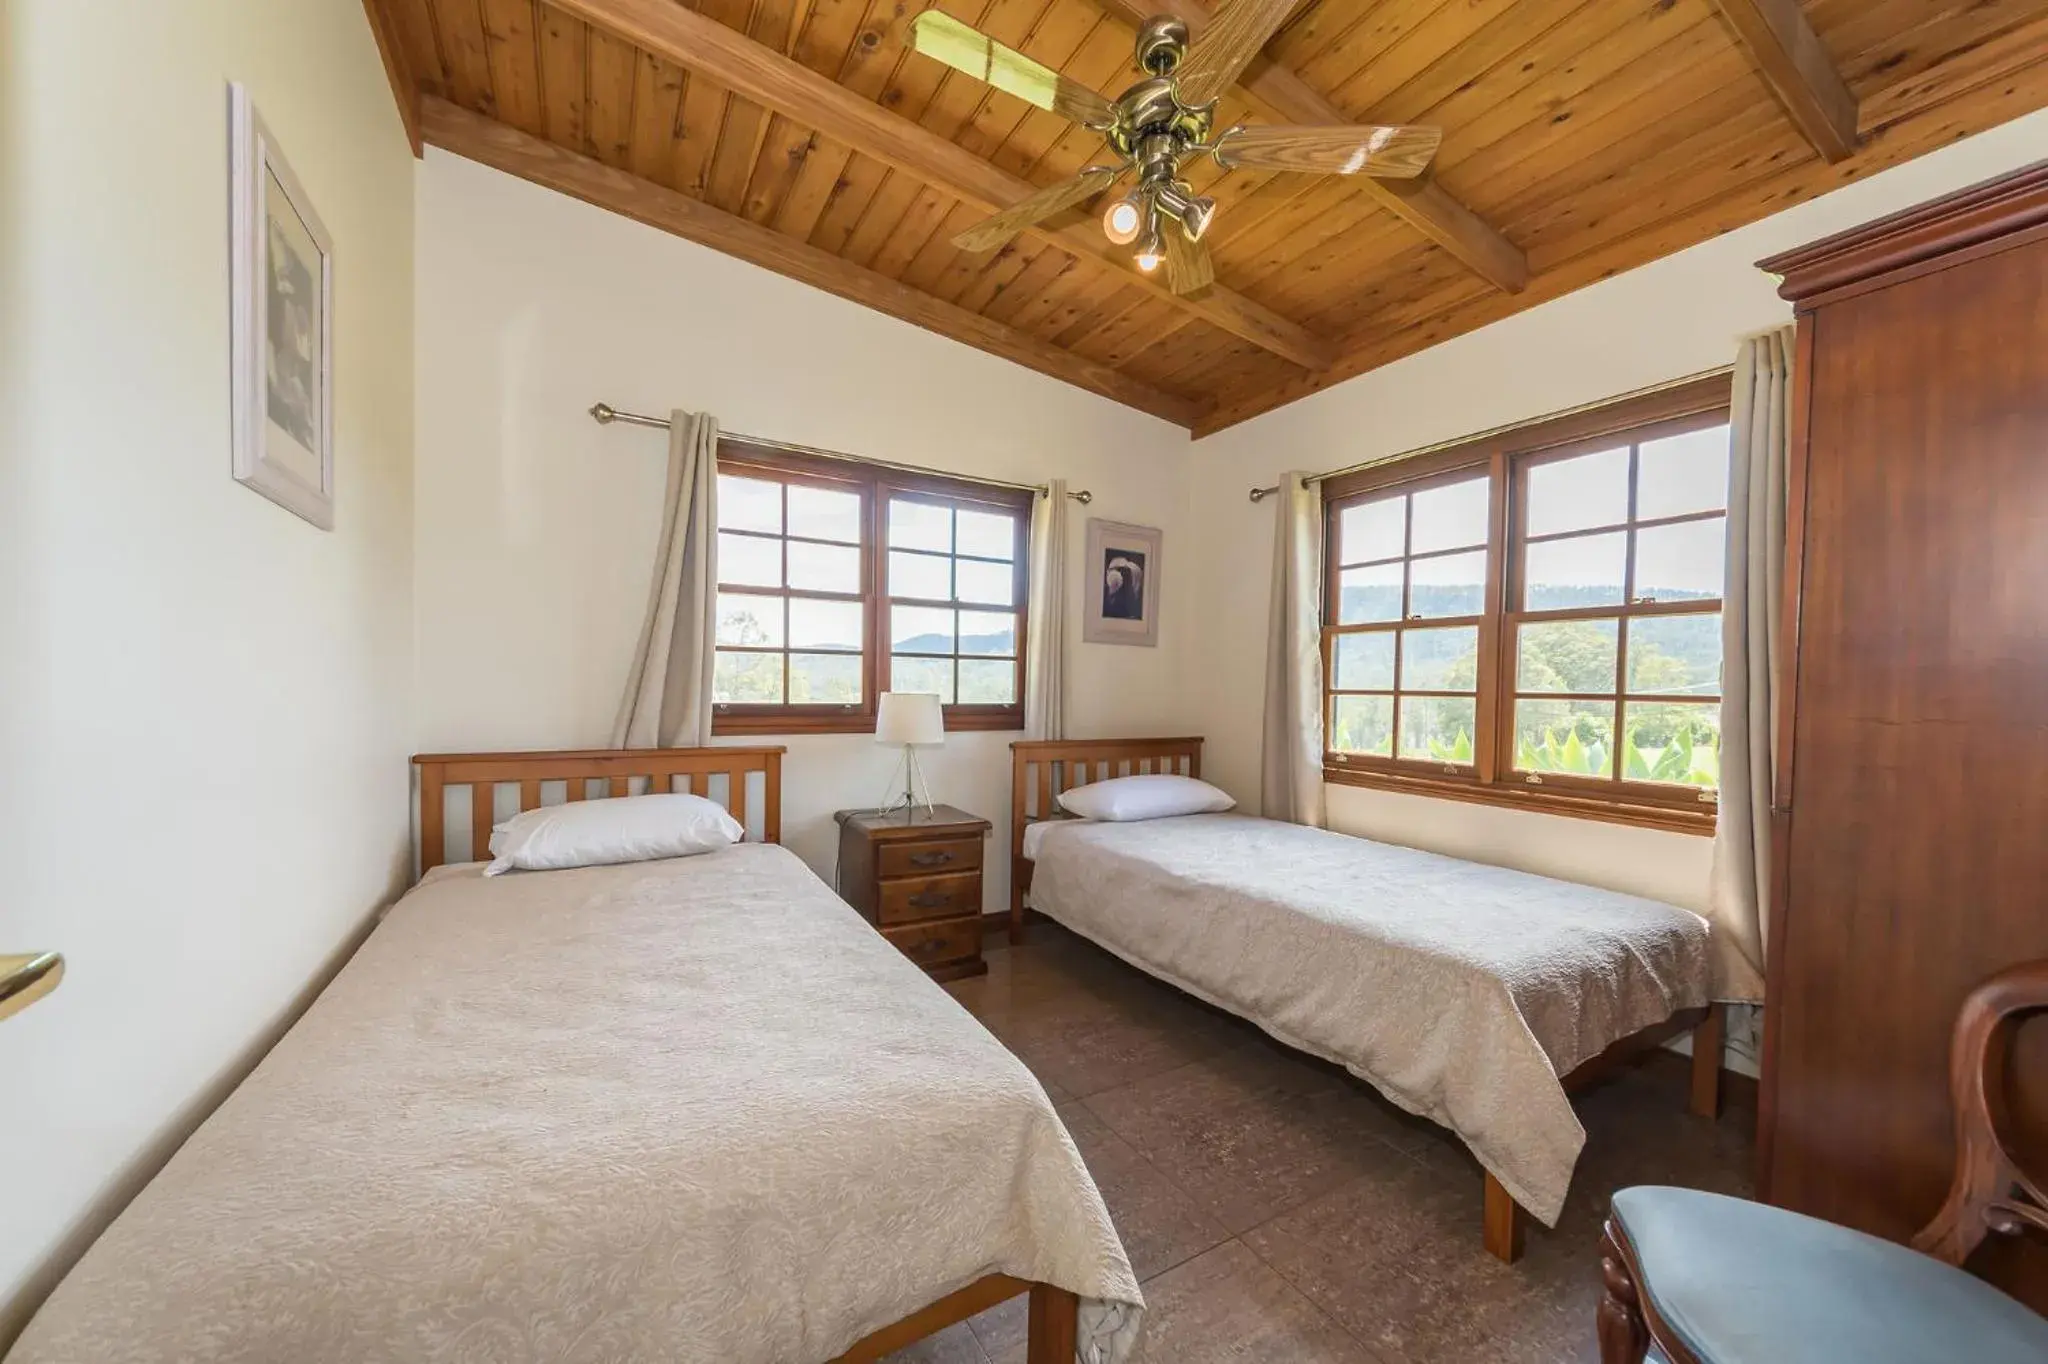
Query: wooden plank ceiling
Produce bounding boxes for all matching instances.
[366,0,2048,433]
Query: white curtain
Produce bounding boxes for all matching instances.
[1024,480,1068,740]
[1707,328,1793,1002]
[611,409,720,749]
[1261,472,1325,827]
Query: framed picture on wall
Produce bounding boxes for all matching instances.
[229,83,334,530]
[1082,519,1162,648]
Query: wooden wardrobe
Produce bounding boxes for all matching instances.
[1758,162,2048,1310]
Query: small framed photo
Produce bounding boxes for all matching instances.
[1083,519,1162,648]
[230,84,334,529]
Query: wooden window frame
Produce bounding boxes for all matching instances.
[1320,377,1733,836]
[712,441,1030,737]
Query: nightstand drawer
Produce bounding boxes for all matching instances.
[883,915,982,969]
[876,836,984,879]
[877,871,982,925]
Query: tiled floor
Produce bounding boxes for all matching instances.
[890,925,1754,1364]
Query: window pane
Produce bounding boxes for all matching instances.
[1333,632,1394,690]
[1627,613,1722,697]
[1400,696,1477,764]
[1517,618,1619,694]
[718,475,781,534]
[1524,531,1625,610]
[956,508,1016,560]
[955,557,1014,606]
[1399,625,1478,692]
[958,610,1016,655]
[1637,426,1730,521]
[891,604,955,653]
[889,498,951,552]
[890,549,951,601]
[787,484,861,543]
[891,654,954,703]
[1410,478,1489,554]
[1337,561,1403,624]
[1331,694,1393,756]
[790,652,862,704]
[789,597,862,650]
[1408,550,1485,619]
[1338,497,1404,564]
[1512,698,1616,778]
[1526,446,1628,536]
[788,540,859,593]
[1622,701,1721,789]
[714,650,783,704]
[957,658,1016,705]
[715,592,784,648]
[718,532,782,588]
[1634,517,1726,603]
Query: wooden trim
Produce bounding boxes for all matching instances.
[359,0,422,157]
[420,100,1203,428]
[1323,763,1716,835]
[1088,0,1526,294]
[823,1274,1078,1364]
[411,746,786,874]
[1705,0,1859,163]
[546,0,1334,373]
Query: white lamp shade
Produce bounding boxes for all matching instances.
[876,692,945,746]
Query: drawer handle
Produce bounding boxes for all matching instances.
[911,937,950,958]
[909,850,956,867]
[908,891,952,910]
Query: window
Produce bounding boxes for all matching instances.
[711,441,1030,735]
[1321,379,1732,832]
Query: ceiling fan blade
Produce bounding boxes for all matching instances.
[1214,124,1442,178]
[1171,0,1304,109]
[1163,227,1215,296]
[952,166,1121,253]
[908,11,1118,128]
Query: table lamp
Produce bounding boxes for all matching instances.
[875,691,945,819]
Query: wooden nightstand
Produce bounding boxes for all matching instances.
[835,805,992,982]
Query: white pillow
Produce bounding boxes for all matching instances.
[1055,774,1235,823]
[483,792,743,876]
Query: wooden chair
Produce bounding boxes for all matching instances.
[1596,960,2048,1364]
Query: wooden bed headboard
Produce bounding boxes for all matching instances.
[411,746,786,877]
[1007,737,1203,927]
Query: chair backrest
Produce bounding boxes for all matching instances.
[1914,960,2048,1265]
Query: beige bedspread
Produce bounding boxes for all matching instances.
[10,846,1141,1364]
[1026,814,1711,1225]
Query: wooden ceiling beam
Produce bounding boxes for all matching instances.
[360,0,423,157]
[547,0,1335,371]
[420,98,1206,428]
[1706,0,1859,162]
[1094,0,1527,294]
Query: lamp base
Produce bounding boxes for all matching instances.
[875,745,936,821]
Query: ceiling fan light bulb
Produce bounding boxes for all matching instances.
[1136,251,1162,272]
[1132,216,1165,272]
[1102,196,1143,245]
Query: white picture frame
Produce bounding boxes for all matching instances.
[230,83,334,529]
[1082,519,1162,648]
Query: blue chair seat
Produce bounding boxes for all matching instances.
[1612,1187,2048,1364]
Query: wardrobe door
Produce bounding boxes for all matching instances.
[1769,230,2048,1306]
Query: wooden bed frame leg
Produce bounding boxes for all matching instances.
[1027,1282,1078,1364]
[1482,1171,1525,1263]
[1596,1224,1649,1364]
[1689,1003,1725,1120]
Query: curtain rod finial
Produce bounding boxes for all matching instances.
[1249,486,1275,503]
[590,403,617,424]
[1074,490,1094,505]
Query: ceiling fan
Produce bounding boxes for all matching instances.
[907,0,1442,296]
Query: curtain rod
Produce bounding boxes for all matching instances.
[591,404,1093,504]
[1246,366,1736,503]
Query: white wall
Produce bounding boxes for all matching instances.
[1184,107,2048,919]
[413,150,1196,902]
[0,0,416,1345]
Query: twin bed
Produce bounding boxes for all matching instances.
[1010,737,1723,1263]
[14,735,1722,1361]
